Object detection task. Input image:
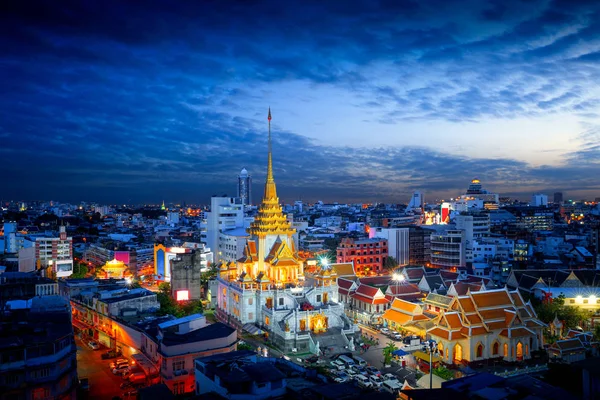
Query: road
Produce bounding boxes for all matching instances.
[76,338,130,400]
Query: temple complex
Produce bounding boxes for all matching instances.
[427,288,546,364]
[216,109,357,352]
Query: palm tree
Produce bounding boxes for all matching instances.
[382,341,397,366]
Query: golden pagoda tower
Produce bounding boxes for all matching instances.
[238,108,304,285]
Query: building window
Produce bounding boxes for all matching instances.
[503,343,508,358]
[476,343,483,358]
[248,313,254,320]
[316,295,322,302]
[248,298,253,305]
[172,359,185,371]
[173,381,185,395]
[278,298,284,306]
[493,342,499,355]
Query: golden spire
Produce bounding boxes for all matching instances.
[247,107,295,238]
[264,107,277,200]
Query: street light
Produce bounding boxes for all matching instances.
[423,340,437,389]
[392,273,405,294]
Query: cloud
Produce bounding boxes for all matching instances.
[1,0,600,203]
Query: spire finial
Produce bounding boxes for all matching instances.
[264,107,277,199]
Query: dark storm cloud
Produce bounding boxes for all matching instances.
[1,0,600,203]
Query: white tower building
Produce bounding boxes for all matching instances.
[237,168,252,207]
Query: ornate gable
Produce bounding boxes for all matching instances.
[560,271,583,288]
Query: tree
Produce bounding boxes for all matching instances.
[70,262,88,279]
[383,256,399,271]
[594,325,600,342]
[382,341,397,366]
[534,294,591,331]
[156,282,203,318]
[158,282,171,295]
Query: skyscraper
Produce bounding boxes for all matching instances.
[237,167,252,206]
[554,192,563,204]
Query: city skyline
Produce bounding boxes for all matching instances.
[2,0,600,203]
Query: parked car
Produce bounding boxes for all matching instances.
[110,359,129,370]
[332,371,350,383]
[87,341,100,350]
[382,373,398,383]
[345,368,358,379]
[380,327,390,334]
[382,379,402,394]
[102,350,122,359]
[355,374,373,389]
[112,364,130,375]
[393,333,402,340]
[370,374,384,388]
[366,366,381,376]
[353,365,369,377]
[330,360,345,370]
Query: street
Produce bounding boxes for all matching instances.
[76,337,128,399]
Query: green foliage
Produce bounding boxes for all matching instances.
[238,342,254,351]
[432,366,454,380]
[156,282,203,318]
[534,294,591,330]
[158,282,171,295]
[70,262,88,279]
[383,256,399,270]
[594,325,600,342]
[382,341,397,365]
[200,266,218,286]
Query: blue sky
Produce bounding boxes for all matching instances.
[1,0,600,204]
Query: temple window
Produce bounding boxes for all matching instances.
[493,342,499,355]
[278,298,284,306]
[317,295,322,302]
[503,343,508,357]
[476,343,483,358]
[248,298,253,305]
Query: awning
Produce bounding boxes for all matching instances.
[412,350,442,363]
[132,353,159,376]
[243,323,264,335]
[393,349,409,357]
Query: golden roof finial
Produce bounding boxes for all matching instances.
[264,107,277,200]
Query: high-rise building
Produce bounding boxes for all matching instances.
[2,221,18,254]
[553,192,563,204]
[18,226,74,278]
[455,212,491,263]
[531,194,548,207]
[371,228,409,265]
[238,167,252,206]
[336,237,388,274]
[430,229,466,270]
[204,196,247,261]
[406,191,424,212]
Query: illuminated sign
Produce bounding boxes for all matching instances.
[176,290,189,301]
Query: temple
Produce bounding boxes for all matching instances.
[216,109,357,352]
